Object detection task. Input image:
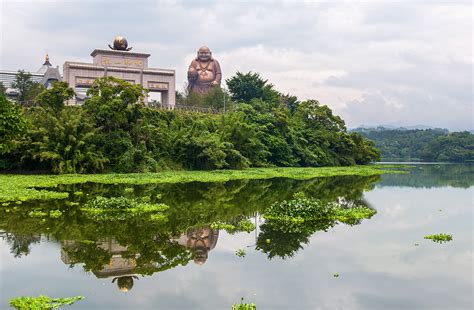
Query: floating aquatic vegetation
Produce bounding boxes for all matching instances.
[0,165,400,202]
[334,207,377,225]
[235,249,246,257]
[9,295,84,309]
[256,193,376,259]
[232,298,256,310]
[26,209,63,219]
[238,219,256,232]
[424,233,453,243]
[211,222,236,231]
[211,219,256,233]
[81,196,168,221]
[27,210,48,218]
[264,192,376,225]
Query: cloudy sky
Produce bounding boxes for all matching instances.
[1,0,472,130]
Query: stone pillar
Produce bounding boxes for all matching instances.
[162,91,169,107]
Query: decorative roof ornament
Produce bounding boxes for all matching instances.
[43,54,52,66]
[37,54,53,74]
[108,36,133,51]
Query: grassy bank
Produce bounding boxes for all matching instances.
[0,165,403,202]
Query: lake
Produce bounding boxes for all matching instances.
[1,164,472,309]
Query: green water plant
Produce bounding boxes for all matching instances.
[211,219,256,233]
[264,192,376,224]
[424,233,452,243]
[0,165,400,202]
[9,295,84,309]
[232,298,256,310]
[235,249,246,257]
[81,196,168,221]
[257,192,377,259]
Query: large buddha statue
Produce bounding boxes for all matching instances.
[187,46,222,94]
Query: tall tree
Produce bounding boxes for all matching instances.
[226,71,280,106]
[0,82,6,96]
[36,81,75,113]
[0,95,26,154]
[11,70,34,102]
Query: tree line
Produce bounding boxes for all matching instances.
[1,72,380,173]
[354,128,474,162]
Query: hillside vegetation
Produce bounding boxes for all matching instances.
[354,128,473,162]
[1,72,380,173]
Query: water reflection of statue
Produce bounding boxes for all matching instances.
[187,46,222,94]
[176,227,219,265]
[112,275,139,292]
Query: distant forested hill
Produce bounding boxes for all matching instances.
[352,127,474,162]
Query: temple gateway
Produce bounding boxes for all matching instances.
[64,36,176,105]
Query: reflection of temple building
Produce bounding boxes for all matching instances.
[174,227,219,265]
[60,227,219,291]
[61,239,139,292]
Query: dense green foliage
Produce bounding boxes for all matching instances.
[226,71,280,104]
[179,87,231,111]
[355,128,473,162]
[419,132,474,162]
[0,82,6,96]
[36,81,75,112]
[0,95,26,155]
[9,295,84,309]
[10,106,108,173]
[1,74,380,173]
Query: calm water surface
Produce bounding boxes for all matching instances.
[1,164,472,309]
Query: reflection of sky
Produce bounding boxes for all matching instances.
[1,189,472,309]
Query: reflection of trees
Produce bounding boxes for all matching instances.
[256,197,374,260]
[0,174,380,273]
[378,164,474,188]
[4,233,41,258]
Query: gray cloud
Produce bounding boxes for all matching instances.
[0,0,471,130]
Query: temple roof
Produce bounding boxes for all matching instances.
[37,54,52,74]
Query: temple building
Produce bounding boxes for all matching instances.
[1,36,176,106]
[0,54,61,98]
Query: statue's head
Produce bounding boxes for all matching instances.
[197,46,212,61]
[193,246,209,265]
